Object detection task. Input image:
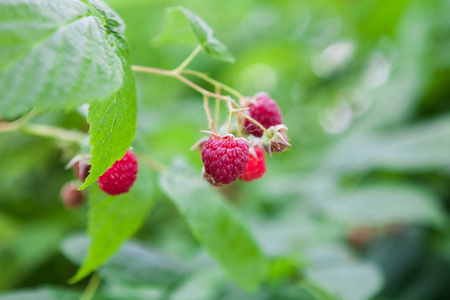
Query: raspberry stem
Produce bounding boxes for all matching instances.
[226,96,233,134]
[0,113,84,143]
[138,153,167,172]
[234,111,273,138]
[81,273,101,300]
[20,124,84,143]
[132,65,239,108]
[203,95,215,132]
[173,45,203,73]
[182,69,245,99]
[214,86,221,129]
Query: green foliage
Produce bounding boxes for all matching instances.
[325,184,446,228]
[2,0,450,299]
[61,234,188,287]
[159,158,270,290]
[0,0,123,118]
[0,288,80,300]
[71,163,154,282]
[155,7,235,63]
[79,1,137,189]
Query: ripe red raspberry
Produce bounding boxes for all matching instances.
[61,182,86,209]
[244,94,283,137]
[98,150,138,195]
[201,134,249,184]
[239,147,266,181]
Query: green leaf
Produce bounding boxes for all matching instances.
[70,163,154,283]
[304,244,383,300]
[152,7,197,46]
[0,0,124,118]
[155,7,235,63]
[325,184,447,229]
[328,116,450,172]
[80,39,137,189]
[78,2,137,190]
[61,233,188,287]
[307,263,383,300]
[0,288,80,300]
[159,158,269,291]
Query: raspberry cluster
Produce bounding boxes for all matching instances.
[198,92,289,186]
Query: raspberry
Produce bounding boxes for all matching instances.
[201,134,249,184]
[98,150,138,195]
[61,182,86,209]
[239,147,266,181]
[73,160,91,182]
[244,94,283,137]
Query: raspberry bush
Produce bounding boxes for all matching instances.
[1,1,449,300]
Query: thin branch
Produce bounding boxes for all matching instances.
[81,274,102,300]
[132,65,241,108]
[182,69,245,99]
[203,95,215,132]
[234,111,272,137]
[138,153,167,172]
[214,86,221,131]
[173,45,203,73]
[226,97,233,134]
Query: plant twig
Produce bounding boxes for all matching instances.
[182,69,245,99]
[19,124,84,142]
[81,273,101,300]
[203,95,215,132]
[234,111,272,137]
[214,86,221,131]
[0,110,36,132]
[132,66,240,108]
[226,97,233,134]
[138,153,167,172]
[173,45,203,73]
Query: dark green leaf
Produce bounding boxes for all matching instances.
[71,163,154,282]
[61,233,188,287]
[0,0,124,118]
[159,158,269,290]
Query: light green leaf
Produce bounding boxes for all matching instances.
[0,0,124,118]
[155,7,235,63]
[327,116,450,172]
[307,263,383,300]
[61,233,188,286]
[159,158,269,291]
[0,288,80,300]
[325,184,447,228]
[71,163,154,283]
[80,37,137,189]
[153,7,197,46]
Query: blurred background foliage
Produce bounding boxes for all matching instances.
[1,0,450,299]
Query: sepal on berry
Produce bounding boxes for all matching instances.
[261,124,291,156]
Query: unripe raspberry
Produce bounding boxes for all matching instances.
[261,124,291,156]
[239,147,266,182]
[243,94,283,137]
[73,160,91,182]
[98,150,138,195]
[201,134,249,185]
[61,182,86,209]
[347,226,375,249]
